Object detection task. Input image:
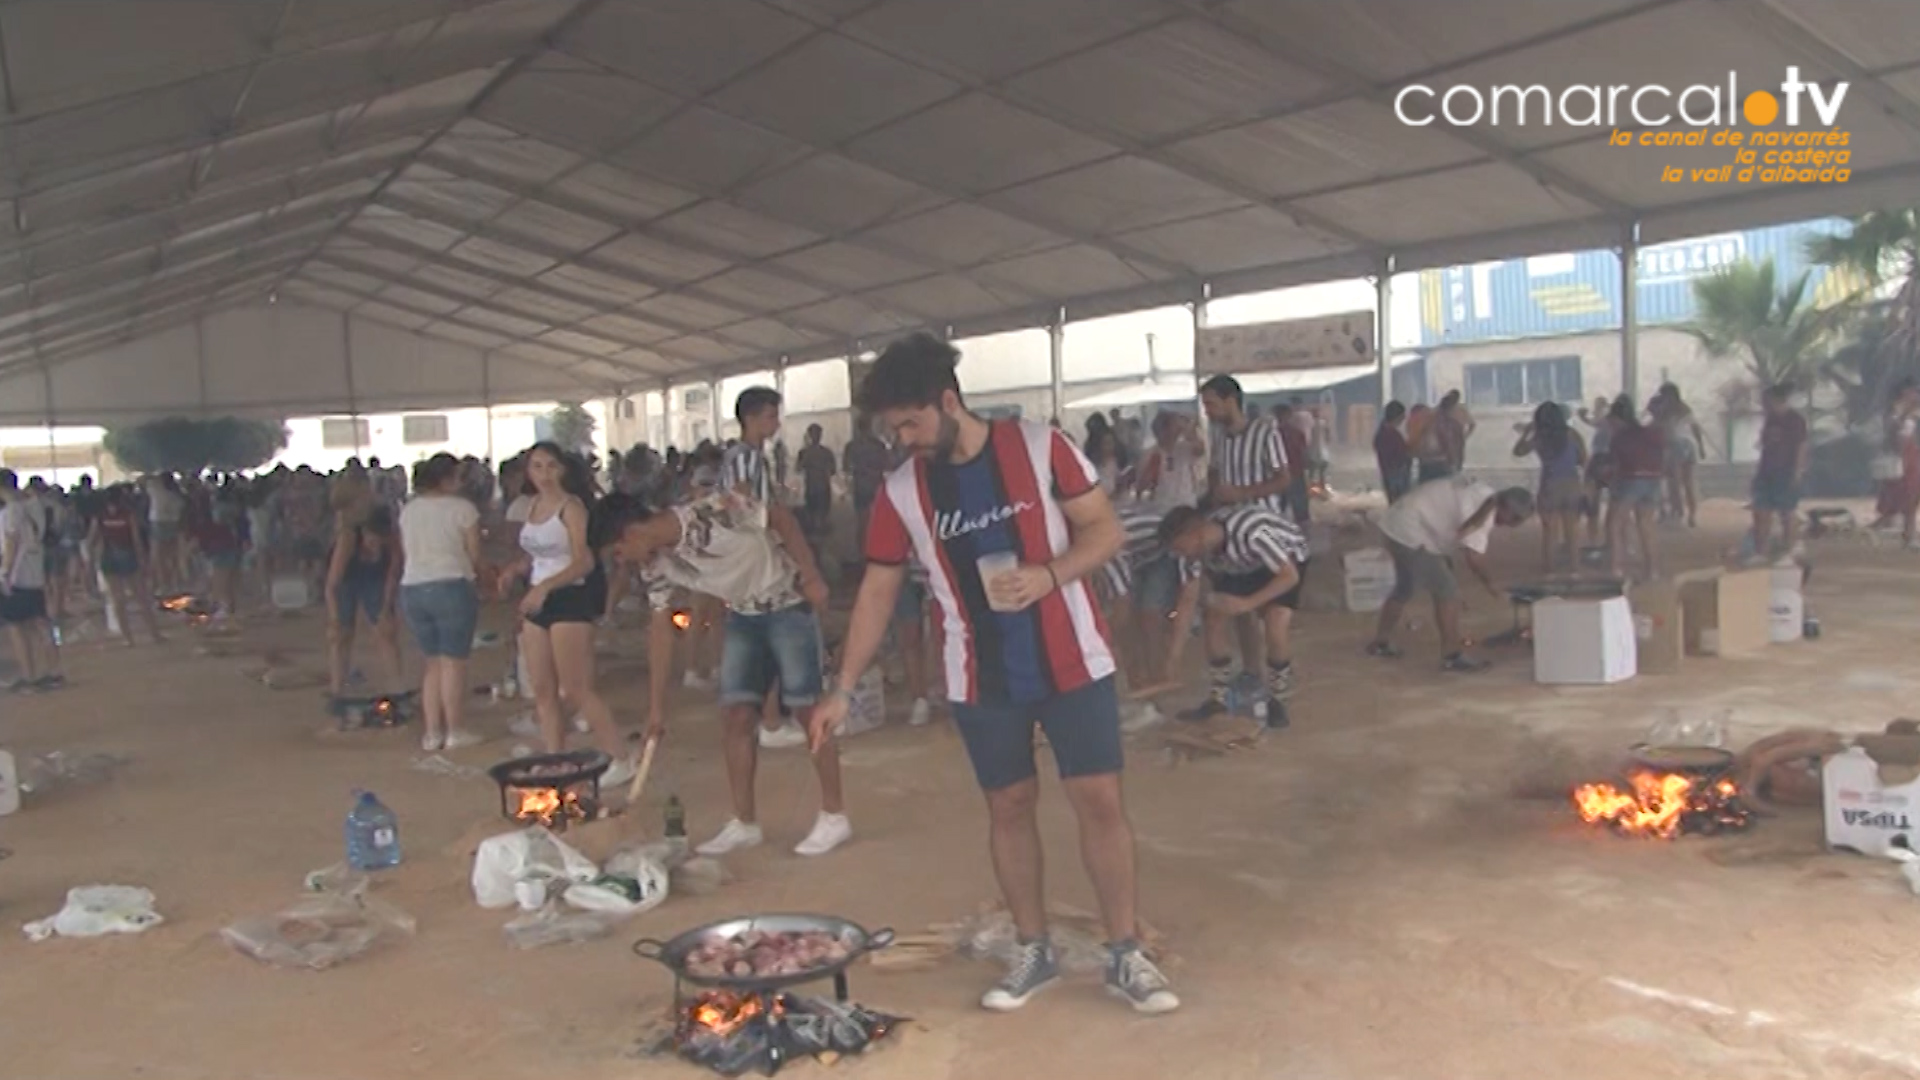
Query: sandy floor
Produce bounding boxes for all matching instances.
[6,499,1920,1080]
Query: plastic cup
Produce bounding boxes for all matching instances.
[977,551,1020,612]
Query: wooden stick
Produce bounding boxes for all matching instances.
[1126,681,1181,701]
[627,734,660,803]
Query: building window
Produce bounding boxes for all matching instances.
[683,387,710,411]
[321,418,370,449]
[1463,357,1582,409]
[401,414,450,445]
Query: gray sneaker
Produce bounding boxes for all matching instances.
[1106,942,1180,1015]
[981,938,1060,1012]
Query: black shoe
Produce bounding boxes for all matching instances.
[1440,653,1491,674]
[1364,641,1402,659]
[1262,701,1290,731]
[1178,699,1228,723]
[33,674,66,691]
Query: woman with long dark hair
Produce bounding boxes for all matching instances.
[1653,384,1707,527]
[1605,397,1664,581]
[1513,401,1587,573]
[509,442,634,785]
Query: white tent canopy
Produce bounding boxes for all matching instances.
[0,0,1915,424]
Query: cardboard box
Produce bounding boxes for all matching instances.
[1532,596,1637,685]
[1823,745,1920,854]
[1675,568,1770,656]
[1343,547,1395,614]
[1627,580,1683,675]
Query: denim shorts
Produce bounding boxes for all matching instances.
[1613,476,1664,507]
[402,579,478,659]
[1133,556,1182,612]
[1386,539,1458,603]
[335,574,388,626]
[719,604,823,709]
[1752,473,1801,513]
[951,676,1123,791]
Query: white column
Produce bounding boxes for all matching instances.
[1621,222,1640,403]
[1048,307,1066,423]
[663,383,676,449]
[341,313,361,457]
[42,366,57,486]
[1375,255,1395,408]
[708,379,723,442]
[481,352,495,464]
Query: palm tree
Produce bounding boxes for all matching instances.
[1806,210,1920,418]
[1684,257,1833,388]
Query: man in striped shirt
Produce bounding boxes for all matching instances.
[1158,502,1310,725]
[810,332,1178,1016]
[1200,375,1293,517]
[726,386,829,750]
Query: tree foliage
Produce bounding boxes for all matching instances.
[547,402,597,453]
[102,416,289,475]
[1684,257,1834,390]
[1806,210,1920,424]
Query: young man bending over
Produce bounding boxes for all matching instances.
[1365,478,1535,672]
[1158,503,1309,726]
[605,489,850,857]
[808,332,1178,1015]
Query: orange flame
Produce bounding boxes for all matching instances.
[1573,770,1745,839]
[159,595,194,612]
[685,993,781,1038]
[671,610,692,631]
[508,785,586,826]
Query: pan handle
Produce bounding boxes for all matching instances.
[865,927,895,951]
[632,938,668,962]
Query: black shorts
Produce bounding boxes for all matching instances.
[0,587,48,625]
[526,567,607,629]
[951,677,1123,791]
[1211,559,1308,611]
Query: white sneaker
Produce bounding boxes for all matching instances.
[683,670,715,691]
[1121,702,1164,733]
[907,698,931,727]
[601,756,636,789]
[508,712,539,738]
[420,731,445,752]
[443,728,486,750]
[697,819,764,856]
[759,722,808,749]
[794,812,852,857]
[572,713,590,734]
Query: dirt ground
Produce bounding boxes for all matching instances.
[6,498,1920,1080]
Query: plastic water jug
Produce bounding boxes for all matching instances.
[345,791,401,871]
[271,574,310,610]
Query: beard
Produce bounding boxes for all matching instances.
[932,410,961,459]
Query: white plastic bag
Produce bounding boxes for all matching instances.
[222,892,415,969]
[562,860,669,919]
[471,827,598,909]
[24,885,163,941]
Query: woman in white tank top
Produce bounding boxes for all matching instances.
[511,442,633,784]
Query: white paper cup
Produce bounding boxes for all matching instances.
[513,879,547,911]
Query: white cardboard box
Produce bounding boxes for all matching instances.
[1343,547,1395,613]
[1531,595,1637,685]
[1823,746,1920,854]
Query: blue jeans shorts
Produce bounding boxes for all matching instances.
[952,676,1124,792]
[1613,476,1663,507]
[719,604,823,710]
[1752,473,1801,514]
[335,574,388,626]
[1132,556,1182,612]
[401,579,478,659]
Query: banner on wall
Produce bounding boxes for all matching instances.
[1197,311,1375,375]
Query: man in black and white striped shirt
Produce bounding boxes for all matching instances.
[1200,374,1293,518]
[1158,503,1310,725]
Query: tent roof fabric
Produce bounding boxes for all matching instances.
[2,0,1916,399]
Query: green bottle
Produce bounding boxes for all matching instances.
[664,794,686,839]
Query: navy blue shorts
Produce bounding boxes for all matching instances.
[951,677,1123,792]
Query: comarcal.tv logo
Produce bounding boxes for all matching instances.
[1396,66,1852,182]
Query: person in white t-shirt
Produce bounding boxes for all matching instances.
[398,454,484,751]
[1363,478,1534,673]
[142,473,187,593]
[0,469,63,690]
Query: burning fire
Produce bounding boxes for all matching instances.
[159,595,195,613]
[1573,770,1751,838]
[671,610,693,631]
[685,993,782,1039]
[508,785,589,827]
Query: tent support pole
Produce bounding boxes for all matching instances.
[663,382,675,450]
[1048,308,1066,423]
[43,365,57,486]
[194,315,209,414]
[1192,283,1211,432]
[708,380,722,442]
[775,357,788,449]
[341,313,361,458]
[482,352,494,464]
[1621,222,1640,404]
[1375,255,1395,409]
